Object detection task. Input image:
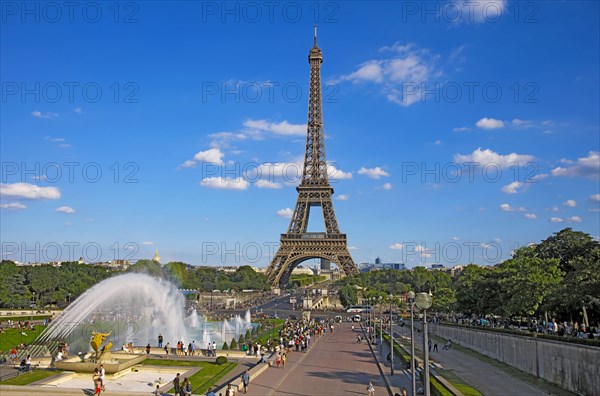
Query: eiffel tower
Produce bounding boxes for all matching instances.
[266,27,359,288]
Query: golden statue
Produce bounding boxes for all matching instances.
[90,331,113,362]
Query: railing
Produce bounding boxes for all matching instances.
[0,364,38,383]
[281,233,347,240]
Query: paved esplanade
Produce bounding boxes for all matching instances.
[245,322,387,396]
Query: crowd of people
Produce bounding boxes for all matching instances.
[445,315,599,339]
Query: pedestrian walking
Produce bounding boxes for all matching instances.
[428,339,432,352]
[99,364,105,391]
[92,368,101,395]
[433,342,438,352]
[241,369,250,393]
[173,373,181,396]
[367,380,375,396]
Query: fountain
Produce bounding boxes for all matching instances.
[37,273,254,371]
[29,273,256,392]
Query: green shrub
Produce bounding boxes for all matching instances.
[230,338,238,350]
[246,329,252,339]
[239,334,245,344]
[216,356,228,365]
[222,342,229,350]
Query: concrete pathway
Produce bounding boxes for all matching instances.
[395,325,550,396]
[245,322,388,396]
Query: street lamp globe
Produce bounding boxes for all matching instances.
[415,292,432,310]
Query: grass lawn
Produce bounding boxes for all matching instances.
[0,369,62,385]
[430,335,576,396]
[0,325,46,353]
[436,368,482,396]
[142,358,237,394]
[254,319,284,345]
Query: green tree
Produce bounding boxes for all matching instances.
[534,228,597,273]
[339,284,358,307]
[496,248,562,317]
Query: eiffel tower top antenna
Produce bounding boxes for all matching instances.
[313,24,317,47]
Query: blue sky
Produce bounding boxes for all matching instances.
[1,1,599,268]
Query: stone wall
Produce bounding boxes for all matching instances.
[432,324,600,396]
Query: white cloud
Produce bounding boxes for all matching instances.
[0,183,61,200]
[243,119,306,136]
[588,208,600,213]
[524,213,537,219]
[276,208,293,219]
[551,151,599,180]
[434,139,442,145]
[181,148,225,168]
[336,194,349,201]
[589,194,600,203]
[31,110,58,119]
[475,117,505,129]
[200,177,249,190]
[328,164,353,180]
[567,216,583,223]
[564,199,577,208]
[500,203,526,212]
[348,246,359,250]
[55,206,75,214]
[501,181,523,194]
[452,236,460,241]
[73,107,83,114]
[550,217,563,223]
[455,148,535,168]
[0,202,27,210]
[194,148,224,164]
[340,42,440,106]
[255,180,283,189]
[358,166,389,179]
[179,160,197,168]
[453,127,471,132]
[389,243,404,250]
[141,241,154,245]
[382,183,393,190]
[551,206,560,212]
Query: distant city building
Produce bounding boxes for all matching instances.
[320,258,331,270]
[431,264,445,269]
[359,258,406,272]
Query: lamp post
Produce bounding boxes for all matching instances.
[378,295,383,354]
[407,291,416,396]
[31,292,35,321]
[415,292,433,396]
[389,293,394,376]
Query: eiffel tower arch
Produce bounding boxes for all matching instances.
[266,27,359,288]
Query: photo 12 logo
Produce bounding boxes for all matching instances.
[1,82,139,104]
[1,241,141,263]
[200,1,339,23]
[1,162,140,184]
[1,2,140,23]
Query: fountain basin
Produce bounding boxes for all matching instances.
[54,352,146,373]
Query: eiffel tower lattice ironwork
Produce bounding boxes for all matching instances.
[266,28,359,288]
